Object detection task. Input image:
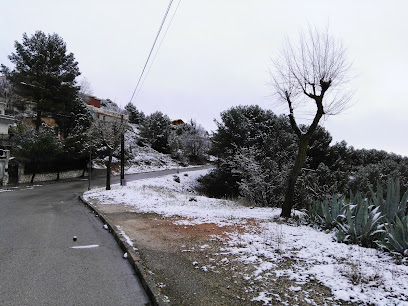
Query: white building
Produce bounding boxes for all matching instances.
[85,96,128,122]
[0,100,14,135]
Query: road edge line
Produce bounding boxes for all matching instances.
[78,195,168,306]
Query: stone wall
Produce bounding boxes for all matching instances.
[18,170,86,184]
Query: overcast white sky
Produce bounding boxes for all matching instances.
[1,1,407,156]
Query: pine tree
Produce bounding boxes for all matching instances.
[124,102,145,124]
[139,111,171,153]
[1,31,81,130]
[13,124,63,183]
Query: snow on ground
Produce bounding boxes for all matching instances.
[94,122,193,174]
[92,145,181,174]
[125,145,181,174]
[84,169,408,305]
[122,123,181,174]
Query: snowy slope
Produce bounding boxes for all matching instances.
[94,123,181,174]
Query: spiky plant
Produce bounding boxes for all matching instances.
[370,178,408,224]
[380,215,408,255]
[308,196,345,230]
[334,193,384,248]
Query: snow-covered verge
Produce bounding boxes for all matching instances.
[84,170,408,305]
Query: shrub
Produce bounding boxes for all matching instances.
[197,161,240,199]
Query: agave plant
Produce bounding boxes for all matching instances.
[380,215,408,255]
[308,196,345,230]
[334,193,385,248]
[370,178,408,224]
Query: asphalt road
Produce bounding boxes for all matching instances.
[0,166,211,306]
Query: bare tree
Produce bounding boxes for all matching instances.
[91,118,126,190]
[78,77,93,102]
[1,75,20,113]
[271,26,352,218]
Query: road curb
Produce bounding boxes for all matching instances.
[78,195,168,306]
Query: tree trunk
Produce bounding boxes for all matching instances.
[35,110,42,131]
[82,164,86,177]
[30,171,36,184]
[31,155,39,184]
[106,153,112,190]
[281,137,309,218]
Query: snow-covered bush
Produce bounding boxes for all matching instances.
[199,105,296,207]
[200,104,408,211]
[197,160,240,198]
[232,147,290,207]
[169,120,211,164]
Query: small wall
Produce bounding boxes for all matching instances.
[0,160,5,185]
[18,169,86,184]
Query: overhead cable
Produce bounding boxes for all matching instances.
[129,0,174,103]
[135,0,182,98]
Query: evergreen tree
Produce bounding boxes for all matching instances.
[125,102,145,124]
[1,31,81,130]
[13,124,63,183]
[200,105,297,205]
[61,100,93,174]
[55,98,92,138]
[139,111,171,153]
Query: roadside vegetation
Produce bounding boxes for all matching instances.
[3,28,408,304]
[85,170,408,305]
[1,31,212,184]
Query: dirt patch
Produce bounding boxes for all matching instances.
[90,201,357,305]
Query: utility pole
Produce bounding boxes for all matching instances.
[88,148,91,190]
[120,114,125,186]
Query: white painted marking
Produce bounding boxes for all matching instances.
[71,245,99,249]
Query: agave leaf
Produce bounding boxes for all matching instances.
[334,224,350,243]
[331,196,343,221]
[380,216,408,254]
[370,229,386,237]
[385,179,399,222]
[398,189,408,220]
[387,233,404,253]
[394,216,408,247]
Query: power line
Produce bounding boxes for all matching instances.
[135,0,182,98]
[129,0,175,104]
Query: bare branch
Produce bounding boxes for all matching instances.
[270,26,352,127]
